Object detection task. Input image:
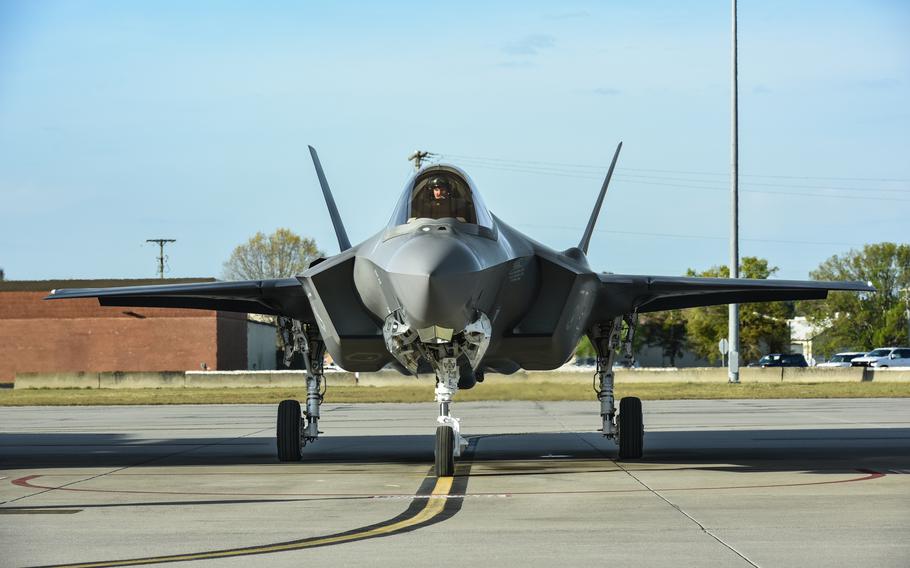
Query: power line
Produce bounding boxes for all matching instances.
[444,159,910,202]
[449,157,910,194]
[518,223,868,247]
[439,152,910,183]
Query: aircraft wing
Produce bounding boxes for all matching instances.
[46,278,314,321]
[595,273,874,317]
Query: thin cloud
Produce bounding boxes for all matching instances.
[502,34,556,56]
[545,11,589,20]
[853,78,901,89]
[496,60,536,69]
[593,87,622,96]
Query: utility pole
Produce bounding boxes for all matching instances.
[146,238,176,279]
[408,150,436,172]
[728,0,741,383]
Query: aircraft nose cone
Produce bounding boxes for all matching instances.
[385,234,482,277]
[385,235,483,331]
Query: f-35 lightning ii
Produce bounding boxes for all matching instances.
[48,144,873,476]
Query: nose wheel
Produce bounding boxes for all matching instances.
[435,425,455,476]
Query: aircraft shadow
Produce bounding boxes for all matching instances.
[2,428,909,474]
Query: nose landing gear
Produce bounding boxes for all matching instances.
[434,357,468,477]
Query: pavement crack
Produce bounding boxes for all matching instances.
[572,428,760,567]
[614,460,761,568]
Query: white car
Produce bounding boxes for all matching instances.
[851,347,910,368]
[817,352,867,368]
[871,347,910,368]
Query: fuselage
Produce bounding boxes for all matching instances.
[301,164,601,375]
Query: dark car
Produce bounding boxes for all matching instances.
[755,353,808,368]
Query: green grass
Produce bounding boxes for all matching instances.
[1,381,909,406]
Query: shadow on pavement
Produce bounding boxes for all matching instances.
[2,428,909,474]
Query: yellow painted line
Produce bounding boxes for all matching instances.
[46,475,455,568]
[0,509,82,515]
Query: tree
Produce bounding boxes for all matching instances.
[639,310,689,366]
[684,257,792,364]
[223,228,323,280]
[799,243,910,355]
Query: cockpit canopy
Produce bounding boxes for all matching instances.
[388,166,493,229]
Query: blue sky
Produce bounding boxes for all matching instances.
[1,0,907,281]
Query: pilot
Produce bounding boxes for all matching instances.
[427,176,452,202]
[424,176,457,219]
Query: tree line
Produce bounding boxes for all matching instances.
[605,243,909,365]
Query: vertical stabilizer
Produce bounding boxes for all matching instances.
[308,146,352,252]
[578,142,622,255]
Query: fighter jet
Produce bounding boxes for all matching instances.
[48,144,874,476]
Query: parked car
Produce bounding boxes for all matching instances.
[754,353,808,368]
[817,352,867,368]
[873,348,910,367]
[851,347,910,368]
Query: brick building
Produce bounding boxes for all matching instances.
[0,279,274,384]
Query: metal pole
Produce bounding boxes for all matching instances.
[158,242,165,278]
[728,0,740,383]
[903,288,910,346]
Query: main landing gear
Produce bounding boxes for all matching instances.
[276,318,325,462]
[589,314,644,459]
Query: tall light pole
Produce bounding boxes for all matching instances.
[902,287,910,346]
[728,0,741,383]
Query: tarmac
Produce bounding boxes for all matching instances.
[1,399,909,567]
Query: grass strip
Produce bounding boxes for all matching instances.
[1,382,909,406]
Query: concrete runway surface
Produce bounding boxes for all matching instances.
[1,399,909,567]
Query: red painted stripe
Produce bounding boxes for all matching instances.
[8,469,885,500]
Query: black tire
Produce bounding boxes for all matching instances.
[618,396,643,460]
[277,399,302,462]
[435,425,455,477]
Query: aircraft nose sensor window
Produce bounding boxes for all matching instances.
[410,173,477,224]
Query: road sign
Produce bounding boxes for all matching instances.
[719,338,729,355]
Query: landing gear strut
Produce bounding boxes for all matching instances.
[434,358,468,477]
[590,313,643,459]
[276,317,325,462]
